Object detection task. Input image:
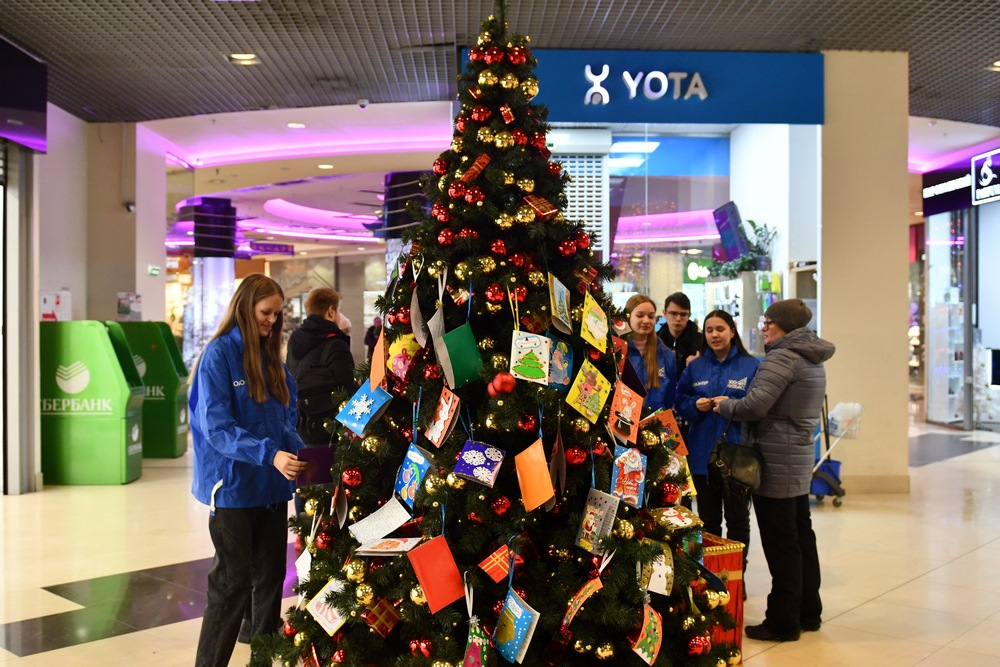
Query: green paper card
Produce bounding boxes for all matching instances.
[440,323,482,388]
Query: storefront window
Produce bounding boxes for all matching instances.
[925,211,966,424]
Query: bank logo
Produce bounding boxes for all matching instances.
[55,362,90,395]
[179,407,187,424]
[131,423,140,442]
[133,354,147,379]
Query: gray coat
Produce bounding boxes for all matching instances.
[718,328,835,498]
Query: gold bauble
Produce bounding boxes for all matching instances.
[716,660,727,667]
[304,498,319,517]
[479,256,497,273]
[554,211,566,223]
[718,589,731,606]
[431,662,452,667]
[454,261,470,281]
[490,354,510,370]
[446,472,467,489]
[478,70,499,87]
[639,428,661,451]
[424,475,446,494]
[570,304,584,323]
[477,32,492,46]
[361,435,383,453]
[612,519,634,540]
[500,72,520,89]
[594,643,614,660]
[348,505,367,522]
[528,270,545,286]
[495,213,514,229]
[355,583,374,605]
[454,169,464,180]
[451,137,464,153]
[494,131,515,149]
[682,615,696,631]
[293,631,308,647]
[515,206,536,224]
[410,585,428,605]
[478,337,496,351]
[502,171,515,185]
[569,417,590,433]
[516,177,535,193]
[477,127,495,143]
[484,414,498,429]
[728,650,742,665]
[485,303,502,314]
[344,560,366,583]
[520,77,539,98]
[573,639,590,653]
[704,589,720,609]
[439,176,448,191]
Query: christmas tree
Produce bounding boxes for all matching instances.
[254,3,741,666]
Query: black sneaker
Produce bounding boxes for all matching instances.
[745,623,800,642]
[801,617,822,632]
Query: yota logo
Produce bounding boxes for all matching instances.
[56,362,90,394]
[133,354,147,379]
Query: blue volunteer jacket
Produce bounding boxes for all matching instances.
[676,347,760,476]
[626,337,678,414]
[190,326,304,509]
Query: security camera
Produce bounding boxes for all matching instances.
[123,201,136,213]
[357,98,370,109]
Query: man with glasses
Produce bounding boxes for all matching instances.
[657,292,701,375]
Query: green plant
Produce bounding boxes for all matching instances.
[708,219,776,278]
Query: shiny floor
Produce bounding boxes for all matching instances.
[2,423,1000,666]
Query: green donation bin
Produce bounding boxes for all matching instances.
[40,321,144,484]
[120,321,189,458]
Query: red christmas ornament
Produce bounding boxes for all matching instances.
[518,413,538,432]
[468,511,483,524]
[511,128,528,146]
[492,598,506,616]
[566,446,587,466]
[432,157,449,176]
[492,371,516,394]
[548,162,562,176]
[508,252,526,267]
[331,649,347,663]
[315,532,332,550]
[448,180,467,199]
[458,227,479,240]
[386,311,396,326]
[469,47,484,62]
[470,105,492,123]
[431,201,448,219]
[588,348,602,361]
[485,283,505,303]
[508,46,529,66]
[593,439,607,456]
[687,634,712,656]
[491,495,511,516]
[435,209,451,224]
[418,638,434,658]
[513,586,528,602]
[490,239,507,256]
[532,132,547,149]
[464,186,485,205]
[408,639,422,656]
[283,620,296,637]
[660,482,681,505]
[574,231,592,250]
[558,239,578,257]
[341,467,363,487]
[423,364,442,381]
[514,285,527,302]
[437,228,455,245]
[487,383,498,398]
[455,115,468,133]
[396,306,411,325]
[400,425,414,443]
[483,46,504,65]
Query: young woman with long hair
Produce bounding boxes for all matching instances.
[625,294,678,413]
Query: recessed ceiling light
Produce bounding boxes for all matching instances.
[299,251,308,255]
[228,53,260,65]
[610,141,660,153]
[287,122,306,129]
[357,247,365,251]
[256,228,267,232]
[915,211,924,216]
[994,60,1000,67]
[265,236,275,240]
[318,164,334,170]
[186,231,194,236]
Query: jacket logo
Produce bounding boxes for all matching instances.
[232,379,246,387]
[727,377,748,390]
[693,380,709,387]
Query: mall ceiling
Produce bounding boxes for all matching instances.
[1,0,999,128]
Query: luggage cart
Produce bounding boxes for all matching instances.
[811,399,863,507]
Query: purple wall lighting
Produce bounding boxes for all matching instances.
[613,209,720,244]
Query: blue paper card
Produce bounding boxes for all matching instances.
[610,445,648,508]
[453,441,505,488]
[494,587,540,663]
[394,443,433,509]
[547,334,573,391]
[335,382,392,437]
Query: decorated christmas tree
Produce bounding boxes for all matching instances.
[253,3,741,666]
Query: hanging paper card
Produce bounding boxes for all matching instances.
[463,617,494,667]
[548,274,572,334]
[407,535,465,614]
[515,438,555,512]
[580,292,608,352]
[336,382,392,437]
[305,578,348,636]
[659,409,688,456]
[510,331,550,385]
[547,335,573,391]
[388,333,421,382]
[608,382,643,445]
[620,356,648,399]
[440,323,483,388]
[494,588,541,664]
[562,576,603,627]
[548,430,566,495]
[575,487,620,555]
[478,543,525,584]
[631,603,664,665]
[637,540,675,596]
[331,484,348,529]
[348,496,411,544]
[611,317,632,336]
[361,598,401,638]
[454,441,505,487]
[394,443,433,509]
[611,445,647,508]
[355,536,423,556]
[411,289,429,348]
[679,454,696,496]
[612,336,629,374]
[370,328,387,389]
[566,360,612,424]
[295,446,334,486]
[425,386,460,448]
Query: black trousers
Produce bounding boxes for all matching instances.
[693,474,751,568]
[195,504,288,667]
[752,494,822,633]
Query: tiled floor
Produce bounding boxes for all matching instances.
[2,423,1000,666]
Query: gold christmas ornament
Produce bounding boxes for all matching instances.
[728,650,742,665]
[293,631,308,647]
[716,660,727,667]
[495,213,514,229]
[454,262,470,281]
[490,354,510,370]
[304,498,319,517]
[348,505,367,522]
[494,131,515,149]
[612,519,635,540]
[573,639,592,653]
[355,583,374,605]
[594,643,614,660]
[431,662,452,667]
[639,428,661,450]
[477,32,491,46]
[477,127,495,143]
[361,435,383,453]
[486,303,502,314]
[479,256,497,273]
[515,206,536,224]
[520,77,539,98]
[451,137,464,153]
[570,304,584,323]
[484,414,498,429]
[704,589,720,609]
[344,560,366,583]
[516,177,535,193]
[554,212,566,223]
[682,615,696,631]
[478,70,499,87]
[500,72,520,89]
[424,475,446,495]
[502,171,515,185]
[446,472,467,490]
[410,585,428,605]
[478,337,496,351]
[528,270,545,286]
[439,176,448,191]
[718,589,731,606]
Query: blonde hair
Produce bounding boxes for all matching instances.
[197,274,290,405]
[304,287,340,317]
[625,293,661,390]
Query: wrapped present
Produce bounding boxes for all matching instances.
[361,598,401,637]
[500,104,515,124]
[702,533,745,655]
[469,85,483,99]
[478,543,524,583]
[523,194,558,220]
[461,153,491,183]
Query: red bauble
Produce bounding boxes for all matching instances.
[491,495,511,516]
[687,634,712,656]
[514,284,527,302]
[408,639,421,656]
[396,306,411,325]
[513,586,528,602]
[511,128,528,146]
[437,228,455,245]
[455,115,467,133]
[493,598,506,616]
[341,467,363,487]
[431,201,449,219]
[532,132,547,149]
[492,371,516,394]
[558,239,578,257]
[423,364,442,381]
[483,46,504,65]
[490,239,507,256]
[447,180,467,199]
[508,46,529,66]
[464,186,485,205]
[470,105,492,123]
[518,413,538,432]
[566,446,587,466]
[458,227,479,240]
[588,348,602,361]
[660,482,681,505]
[315,532,332,550]
[574,231,592,250]
[593,439,607,456]
[485,283,505,303]
[508,252,526,267]
[283,620,296,636]
[432,157,449,175]
[418,639,434,658]
[400,425,414,443]
[331,649,346,663]
[487,383,498,398]
[548,161,562,176]
[469,46,484,62]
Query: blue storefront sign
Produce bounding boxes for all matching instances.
[249,241,295,255]
[972,148,1000,206]
[528,50,824,125]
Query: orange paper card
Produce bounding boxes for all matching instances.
[515,438,555,512]
[369,328,386,389]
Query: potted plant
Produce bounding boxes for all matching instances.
[708,219,776,279]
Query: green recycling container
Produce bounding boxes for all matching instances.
[120,321,189,458]
[40,321,144,484]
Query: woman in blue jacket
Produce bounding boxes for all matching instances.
[625,294,678,413]
[190,273,307,667]
[676,309,759,567]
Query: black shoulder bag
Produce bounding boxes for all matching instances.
[707,416,763,495]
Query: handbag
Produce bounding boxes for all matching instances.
[707,416,763,495]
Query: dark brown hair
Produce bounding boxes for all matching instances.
[701,309,750,358]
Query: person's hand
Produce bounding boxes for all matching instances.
[712,396,729,413]
[273,451,307,480]
[696,397,714,412]
[686,352,700,365]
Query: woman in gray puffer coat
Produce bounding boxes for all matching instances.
[715,298,835,643]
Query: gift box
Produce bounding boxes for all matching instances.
[361,598,401,637]
[702,533,745,658]
[523,194,557,220]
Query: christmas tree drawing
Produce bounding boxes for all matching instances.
[253,3,741,666]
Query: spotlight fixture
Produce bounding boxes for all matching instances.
[228,53,260,65]
[287,122,306,129]
[317,164,334,169]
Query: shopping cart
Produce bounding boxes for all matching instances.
[811,399,863,507]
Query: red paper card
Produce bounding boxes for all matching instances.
[407,535,464,614]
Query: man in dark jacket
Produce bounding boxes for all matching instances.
[657,292,701,375]
[715,298,835,643]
